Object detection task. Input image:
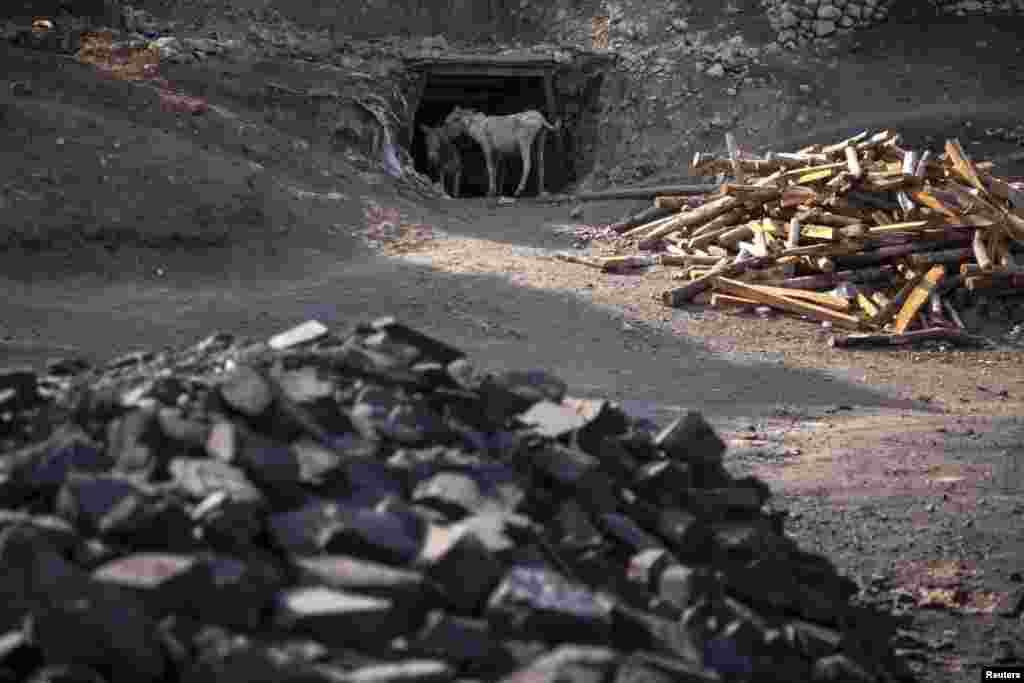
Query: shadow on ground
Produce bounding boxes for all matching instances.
[0,241,919,424]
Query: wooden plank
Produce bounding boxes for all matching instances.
[821,131,870,156]
[909,190,960,219]
[795,168,836,184]
[829,327,982,349]
[871,274,924,330]
[725,132,746,184]
[639,194,753,249]
[610,205,675,234]
[661,255,775,307]
[624,213,679,239]
[749,285,852,312]
[712,278,865,329]
[780,162,847,179]
[865,220,933,235]
[893,265,946,334]
[717,223,757,248]
[944,139,988,195]
[857,292,880,318]
[844,146,863,179]
[972,228,993,270]
[711,293,759,309]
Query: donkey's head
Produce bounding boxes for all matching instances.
[444,106,478,128]
[419,122,444,166]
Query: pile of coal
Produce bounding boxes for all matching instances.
[0,317,911,683]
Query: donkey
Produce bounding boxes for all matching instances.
[419,122,464,198]
[445,107,559,198]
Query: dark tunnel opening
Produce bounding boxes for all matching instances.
[411,74,565,198]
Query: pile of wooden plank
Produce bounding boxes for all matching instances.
[588,131,1024,347]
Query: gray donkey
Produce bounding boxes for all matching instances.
[445,107,559,198]
[419,122,464,198]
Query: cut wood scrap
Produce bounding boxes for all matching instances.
[844,146,863,178]
[690,153,807,175]
[972,228,993,270]
[689,207,748,240]
[661,256,775,306]
[553,252,604,269]
[725,132,745,184]
[786,218,801,248]
[611,205,676,234]
[623,212,678,238]
[1000,209,1024,242]
[863,176,923,192]
[797,208,864,227]
[865,220,934,235]
[599,255,659,271]
[660,253,723,267]
[781,162,848,179]
[983,174,1024,207]
[944,139,988,195]
[736,265,795,283]
[750,228,770,258]
[755,219,836,241]
[772,266,894,292]
[821,131,870,156]
[965,272,1024,291]
[893,265,946,334]
[871,290,892,309]
[936,213,997,228]
[870,210,896,226]
[718,185,781,201]
[711,293,759,309]
[795,168,836,184]
[654,195,692,211]
[778,242,862,258]
[814,256,836,273]
[717,223,757,248]
[907,248,974,267]
[711,277,865,329]
[745,285,852,312]
[857,292,880,318]
[829,327,983,349]
[872,273,925,329]
[638,194,741,249]
[780,185,820,208]
[989,231,1008,267]
[909,190,961,219]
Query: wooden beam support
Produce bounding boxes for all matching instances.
[893,265,946,334]
[711,278,865,329]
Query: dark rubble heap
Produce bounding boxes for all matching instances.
[0,318,911,683]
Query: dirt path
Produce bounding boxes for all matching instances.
[3,13,1024,678]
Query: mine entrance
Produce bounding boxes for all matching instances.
[407,57,565,198]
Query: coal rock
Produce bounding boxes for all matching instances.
[0,318,909,683]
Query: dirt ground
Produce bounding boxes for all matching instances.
[2,8,1024,682]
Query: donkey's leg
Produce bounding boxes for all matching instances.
[452,164,461,198]
[514,134,533,197]
[537,129,548,196]
[496,154,506,197]
[480,139,498,198]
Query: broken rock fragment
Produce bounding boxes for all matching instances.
[0,317,908,682]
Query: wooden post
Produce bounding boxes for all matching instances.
[543,72,563,193]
